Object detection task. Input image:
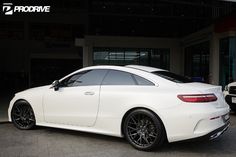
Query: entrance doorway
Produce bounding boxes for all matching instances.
[220,37,236,87]
[184,41,210,83]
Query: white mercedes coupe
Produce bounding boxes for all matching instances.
[8,65,230,151]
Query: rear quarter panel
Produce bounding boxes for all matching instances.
[94,85,182,137]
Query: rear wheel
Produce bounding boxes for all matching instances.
[11,100,36,130]
[123,109,165,151]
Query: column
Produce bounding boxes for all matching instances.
[209,33,219,85]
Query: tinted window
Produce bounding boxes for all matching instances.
[61,69,108,87]
[153,71,192,83]
[132,75,154,86]
[102,70,136,85]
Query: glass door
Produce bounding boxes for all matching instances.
[220,37,236,87]
[184,41,210,83]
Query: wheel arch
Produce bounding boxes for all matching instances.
[10,99,35,121]
[12,99,32,108]
[121,107,167,139]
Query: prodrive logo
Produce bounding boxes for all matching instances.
[2,2,50,15]
[2,3,13,15]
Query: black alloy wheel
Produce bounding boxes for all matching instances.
[11,100,36,130]
[124,109,165,151]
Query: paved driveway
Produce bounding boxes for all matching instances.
[0,113,236,157]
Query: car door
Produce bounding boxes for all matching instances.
[43,69,108,127]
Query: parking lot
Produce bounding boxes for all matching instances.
[0,96,236,157]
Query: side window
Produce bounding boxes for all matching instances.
[132,75,154,86]
[61,69,108,87]
[102,70,136,85]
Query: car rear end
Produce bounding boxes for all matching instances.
[165,83,230,142]
[126,65,230,143]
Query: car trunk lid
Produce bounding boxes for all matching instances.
[177,82,228,108]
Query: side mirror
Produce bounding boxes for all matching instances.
[52,80,60,91]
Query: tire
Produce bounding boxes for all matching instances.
[11,100,36,130]
[123,109,166,151]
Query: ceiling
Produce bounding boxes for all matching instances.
[87,0,236,37]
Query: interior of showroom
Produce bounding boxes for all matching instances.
[0,0,236,96]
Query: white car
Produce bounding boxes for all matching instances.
[224,82,236,112]
[8,65,230,151]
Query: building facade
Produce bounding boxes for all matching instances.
[76,20,236,87]
[0,0,236,95]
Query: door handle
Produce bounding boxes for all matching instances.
[84,91,95,95]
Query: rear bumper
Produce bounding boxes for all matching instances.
[208,121,230,140]
[182,121,230,142]
[163,103,230,143]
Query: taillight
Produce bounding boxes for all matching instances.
[177,94,217,103]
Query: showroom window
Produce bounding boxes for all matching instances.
[93,47,170,70]
[220,37,236,87]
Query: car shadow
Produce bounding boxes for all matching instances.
[35,125,126,143]
[159,138,228,153]
[230,111,236,115]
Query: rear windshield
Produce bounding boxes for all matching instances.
[152,71,192,83]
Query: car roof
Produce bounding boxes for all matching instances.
[60,65,173,86]
[125,65,167,72]
[82,65,167,73]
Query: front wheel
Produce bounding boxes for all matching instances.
[11,100,36,130]
[123,109,166,151]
